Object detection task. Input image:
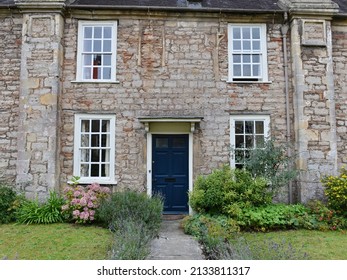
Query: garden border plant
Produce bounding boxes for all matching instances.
[96,190,164,260]
[0,183,18,224]
[186,159,347,260]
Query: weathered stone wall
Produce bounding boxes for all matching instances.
[290,17,338,202]
[16,11,64,200]
[0,14,22,184]
[60,12,290,194]
[332,21,347,167]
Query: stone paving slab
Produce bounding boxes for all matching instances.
[147,219,204,260]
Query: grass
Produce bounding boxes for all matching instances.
[0,223,113,260]
[240,229,347,260]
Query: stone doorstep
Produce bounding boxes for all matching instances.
[162,214,187,221]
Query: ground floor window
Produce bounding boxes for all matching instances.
[73,114,116,184]
[230,115,270,169]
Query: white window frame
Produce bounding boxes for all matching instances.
[73,114,116,184]
[228,23,268,83]
[76,21,118,82]
[230,115,270,168]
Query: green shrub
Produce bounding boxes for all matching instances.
[16,191,65,224]
[237,204,317,231]
[182,214,239,241]
[307,200,347,231]
[243,139,297,192]
[182,213,308,260]
[0,184,18,224]
[189,166,272,217]
[321,168,347,216]
[97,191,163,237]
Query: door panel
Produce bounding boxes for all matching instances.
[152,134,189,214]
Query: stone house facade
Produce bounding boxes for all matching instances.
[0,0,346,214]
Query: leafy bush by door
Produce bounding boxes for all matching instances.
[189,166,272,217]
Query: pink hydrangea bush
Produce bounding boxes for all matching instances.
[62,183,111,223]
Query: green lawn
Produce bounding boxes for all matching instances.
[240,230,347,260]
[0,223,113,260]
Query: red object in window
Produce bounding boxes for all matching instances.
[93,56,101,79]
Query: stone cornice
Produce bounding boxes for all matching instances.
[14,0,67,13]
[278,0,339,17]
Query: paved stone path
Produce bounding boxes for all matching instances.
[147,219,204,260]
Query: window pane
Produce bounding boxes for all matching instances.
[253,41,260,51]
[103,67,112,80]
[233,65,241,76]
[91,135,99,147]
[172,138,186,148]
[233,27,241,39]
[81,135,89,147]
[235,149,244,164]
[235,121,244,133]
[246,135,254,148]
[233,41,241,50]
[83,40,92,52]
[242,28,251,39]
[91,164,100,176]
[83,67,92,79]
[245,121,254,133]
[80,164,89,177]
[242,27,251,39]
[101,149,109,162]
[243,65,251,76]
[93,68,101,80]
[253,65,260,76]
[91,150,100,162]
[81,120,90,132]
[84,27,93,38]
[253,54,260,63]
[156,138,168,148]
[252,27,260,39]
[256,135,265,148]
[243,55,251,63]
[101,135,109,147]
[235,135,244,148]
[83,55,92,66]
[102,120,109,132]
[94,27,102,38]
[101,164,109,177]
[243,40,251,50]
[92,120,100,132]
[233,54,241,63]
[80,149,89,162]
[104,27,112,38]
[93,40,102,52]
[103,40,112,52]
[255,121,264,134]
[103,55,112,66]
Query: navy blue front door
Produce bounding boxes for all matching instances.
[152,134,189,214]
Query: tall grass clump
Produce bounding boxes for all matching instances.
[16,191,65,224]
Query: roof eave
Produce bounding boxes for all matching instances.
[67,4,283,14]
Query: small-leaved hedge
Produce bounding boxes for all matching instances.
[189,166,272,217]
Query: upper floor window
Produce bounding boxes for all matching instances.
[228,24,268,82]
[73,114,116,184]
[230,115,270,169]
[77,21,118,82]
